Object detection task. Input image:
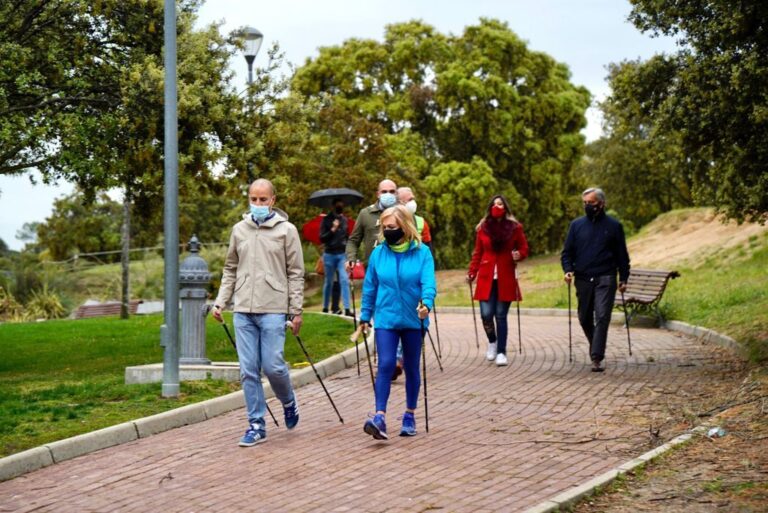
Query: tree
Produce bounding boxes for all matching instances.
[292,19,590,261]
[422,158,500,267]
[625,0,768,222]
[578,59,693,230]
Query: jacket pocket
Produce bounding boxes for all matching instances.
[264,272,287,293]
[234,275,249,292]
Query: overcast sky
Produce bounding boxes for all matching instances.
[0,0,677,250]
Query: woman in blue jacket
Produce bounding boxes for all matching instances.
[359,204,437,440]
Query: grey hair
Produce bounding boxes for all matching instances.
[249,178,276,196]
[396,186,413,198]
[582,187,606,204]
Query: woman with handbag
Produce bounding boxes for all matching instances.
[359,204,436,440]
[467,194,529,366]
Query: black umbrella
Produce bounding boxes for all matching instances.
[307,188,364,209]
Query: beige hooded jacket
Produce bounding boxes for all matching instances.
[214,208,304,315]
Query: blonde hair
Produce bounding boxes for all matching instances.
[378,204,421,245]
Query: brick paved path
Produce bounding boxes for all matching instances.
[0,314,740,512]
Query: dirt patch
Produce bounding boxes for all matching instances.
[628,209,768,268]
[572,367,768,513]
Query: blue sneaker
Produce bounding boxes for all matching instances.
[239,425,266,447]
[363,413,388,440]
[283,400,299,430]
[400,411,416,436]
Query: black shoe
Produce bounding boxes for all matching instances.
[322,308,329,313]
[391,361,403,381]
[591,360,604,372]
[332,309,343,315]
[344,309,354,317]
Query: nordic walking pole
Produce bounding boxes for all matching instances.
[620,288,633,356]
[220,322,279,427]
[419,301,430,433]
[285,317,344,424]
[433,301,442,358]
[515,271,522,355]
[468,279,480,349]
[360,324,376,392]
[426,330,444,372]
[349,269,360,376]
[567,280,573,363]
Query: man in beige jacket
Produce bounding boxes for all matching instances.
[212,178,304,447]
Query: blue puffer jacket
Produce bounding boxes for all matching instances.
[360,241,437,330]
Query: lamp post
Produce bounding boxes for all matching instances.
[242,26,263,185]
[242,26,263,85]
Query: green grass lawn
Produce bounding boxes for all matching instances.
[0,312,353,457]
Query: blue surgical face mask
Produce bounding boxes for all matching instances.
[379,192,397,208]
[250,204,270,222]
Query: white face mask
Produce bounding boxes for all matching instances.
[405,200,417,214]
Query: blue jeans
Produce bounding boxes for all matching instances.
[374,329,422,412]
[479,280,512,354]
[322,252,350,310]
[234,313,295,429]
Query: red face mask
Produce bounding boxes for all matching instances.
[490,205,506,218]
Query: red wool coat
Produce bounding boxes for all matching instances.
[468,221,529,302]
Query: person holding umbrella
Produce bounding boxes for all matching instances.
[360,204,436,440]
[467,195,529,366]
[319,198,353,316]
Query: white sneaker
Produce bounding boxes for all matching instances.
[495,353,508,366]
[486,342,497,361]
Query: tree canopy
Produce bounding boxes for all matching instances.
[619,0,768,222]
[293,19,590,263]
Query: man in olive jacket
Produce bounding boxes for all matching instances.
[212,178,304,447]
[345,179,398,269]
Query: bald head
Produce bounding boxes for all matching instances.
[249,178,276,196]
[377,179,397,198]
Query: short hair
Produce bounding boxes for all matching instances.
[250,178,276,196]
[378,204,421,245]
[396,186,414,201]
[582,187,606,203]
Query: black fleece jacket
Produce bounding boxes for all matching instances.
[561,211,630,283]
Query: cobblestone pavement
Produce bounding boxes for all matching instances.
[0,314,741,512]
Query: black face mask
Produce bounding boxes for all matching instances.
[584,203,602,220]
[383,227,405,245]
[334,205,344,214]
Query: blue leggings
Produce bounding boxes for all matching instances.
[374,329,422,412]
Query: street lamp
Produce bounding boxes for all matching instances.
[242,26,263,85]
[241,26,263,186]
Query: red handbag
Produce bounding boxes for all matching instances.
[351,261,365,280]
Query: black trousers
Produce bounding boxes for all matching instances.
[575,275,616,362]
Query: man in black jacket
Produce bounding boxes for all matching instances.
[320,199,353,316]
[561,188,630,372]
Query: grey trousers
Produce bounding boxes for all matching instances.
[575,275,617,362]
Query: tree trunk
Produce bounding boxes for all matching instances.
[120,195,131,319]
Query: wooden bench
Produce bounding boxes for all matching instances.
[74,300,143,319]
[614,269,680,325]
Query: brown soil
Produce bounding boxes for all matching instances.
[572,369,768,513]
[628,209,768,268]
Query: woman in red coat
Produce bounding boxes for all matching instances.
[467,195,529,366]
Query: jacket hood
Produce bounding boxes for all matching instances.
[241,207,290,228]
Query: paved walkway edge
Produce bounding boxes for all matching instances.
[523,426,712,513]
[0,329,373,483]
[0,311,739,485]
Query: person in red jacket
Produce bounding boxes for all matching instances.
[467,195,529,366]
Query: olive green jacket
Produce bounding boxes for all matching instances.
[215,208,304,315]
[345,202,383,264]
